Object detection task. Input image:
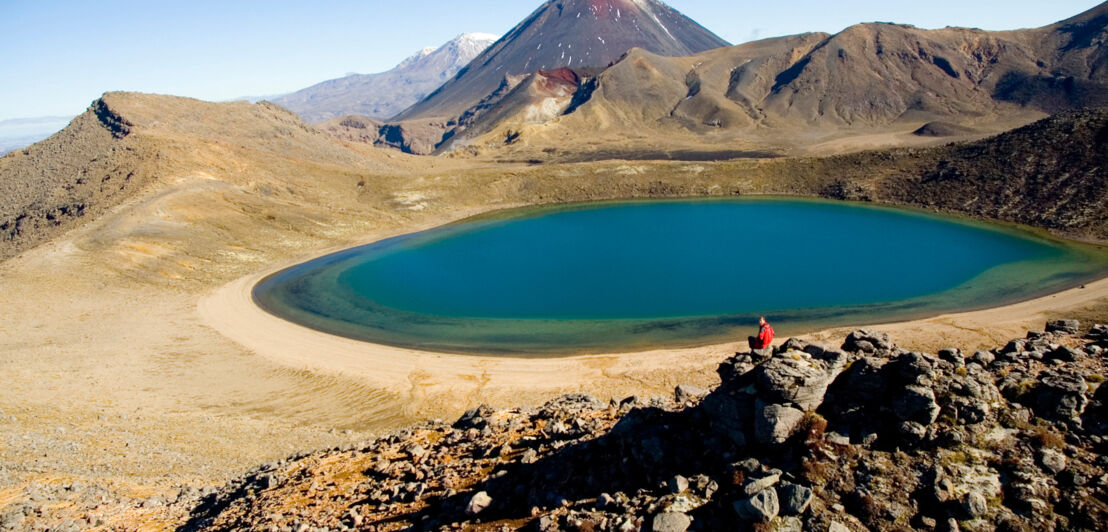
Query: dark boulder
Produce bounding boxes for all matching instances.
[1047,345,1082,363]
[1034,370,1089,422]
[454,405,495,430]
[892,385,941,425]
[888,352,937,386]
[1046,319,1080,335]
[938,348,964,366]
[842,330,894,356]
[1085,324,1107,341]
[778,483,813,515]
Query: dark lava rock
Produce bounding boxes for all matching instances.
[1048,345,1082,363]
[1034,370,1089,422]
[842,330,893,356]
[778,483,813,515]
[454,405,495,430]
[1046,319,1080,335]
[889,352,937,386]
[892,385,941,425]
[1086,324,1107,341]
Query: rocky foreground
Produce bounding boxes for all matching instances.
[158,321,1108,532]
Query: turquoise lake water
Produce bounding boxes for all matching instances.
[254,198,1108,354]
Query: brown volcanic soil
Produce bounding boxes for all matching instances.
[0,93,1106,530]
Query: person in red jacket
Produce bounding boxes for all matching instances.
[748,316,775,350]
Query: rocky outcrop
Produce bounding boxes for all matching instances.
[179,321,1108,531]
[0,98,150,260]
[882,106,1108,241]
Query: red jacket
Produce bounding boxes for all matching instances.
[756,323,775,348]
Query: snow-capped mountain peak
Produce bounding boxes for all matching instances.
[272,33,499,122]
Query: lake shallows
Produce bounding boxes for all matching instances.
[254,198,1108,354]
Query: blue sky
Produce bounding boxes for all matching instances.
[0,0,1101,121]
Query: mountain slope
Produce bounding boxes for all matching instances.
[994,1,1108,112]
[457,2,1108,162]
[0,92,408,261]
[272,34,497,123]
[436,67,585,152]
[394,0,729,122]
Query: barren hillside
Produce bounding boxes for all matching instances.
[0,93,410,261]
[0,90,1107,532]
[429,2,1108,161]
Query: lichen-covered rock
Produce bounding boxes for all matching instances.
[668,475,689,494]
[741,471,781,497]
[754,354,840,411]
[892,385,941,425]
[754,401,806,445]
[1046,319,1080,335]
[889,352,937,386]
[938,348,966,368]
[898,420,929,446]
[733,488,779,522]
[1034,370,1089,422]
[842,330,894,355]
[963,490,988,519]
[971,350,996,366]
[823,356,888,419]
[651,511,691,532]
[778,482,813,515]
[674,384,709,404]
[1039,449,1067,474]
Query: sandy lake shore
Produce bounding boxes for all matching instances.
[2,191,1106,529]
[202,241,1108,415]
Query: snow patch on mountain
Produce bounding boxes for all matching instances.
[272,33,498,122]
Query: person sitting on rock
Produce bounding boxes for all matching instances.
[748,316,775,351]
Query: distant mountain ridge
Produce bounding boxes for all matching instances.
[273,33,498,123]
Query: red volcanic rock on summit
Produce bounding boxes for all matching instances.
[536,67,581,88]
[394,0,729,122]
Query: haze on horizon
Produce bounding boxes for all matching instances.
[0,0,1102,122]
